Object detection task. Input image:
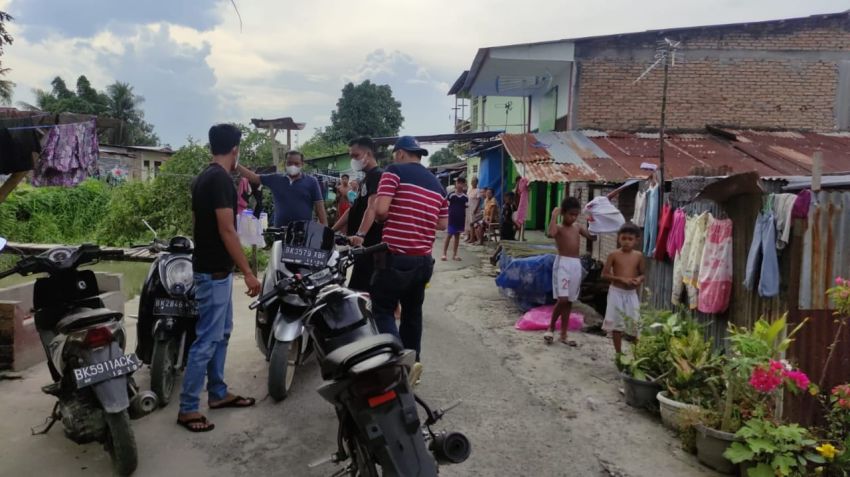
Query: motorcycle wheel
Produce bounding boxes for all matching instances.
[104,410,138,477]
[268,338,300,402]
[348,435,379,477]
[150,338,178,407]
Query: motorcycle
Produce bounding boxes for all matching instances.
[0,241,157,476]
[255,221,324,401]
[250,221,471,476]
[133,231,197,407]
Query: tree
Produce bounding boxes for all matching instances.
[106,81,159,146]
[300,128,347,160]
[323,80,403,143]
[428,147,461,167]
[0,11,14,105]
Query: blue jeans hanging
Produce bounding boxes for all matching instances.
[743,212,780,297]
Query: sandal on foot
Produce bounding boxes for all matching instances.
[453,256,462,261]
[177,416,215,433]
[209,395,256,409]
[560,339,577,347]
[543,331,554,345]
[440,255,448,261]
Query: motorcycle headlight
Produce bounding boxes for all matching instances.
[162,257,194,296]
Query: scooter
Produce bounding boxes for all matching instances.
[250,222,471,476]
[0,240,157,476]
[255,222,324,401]
[133,227,197,407]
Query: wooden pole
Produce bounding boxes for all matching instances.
[812,151,823,192]
[658,46,670,209]
[0,171,28,205]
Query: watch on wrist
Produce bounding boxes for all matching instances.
[356,232,367,238]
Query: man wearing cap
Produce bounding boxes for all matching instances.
[373,136,448,385]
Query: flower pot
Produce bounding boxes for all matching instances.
[656,391,699,431]
[620,373,662,411]
[694,423,740,475]
[739,462,757,476]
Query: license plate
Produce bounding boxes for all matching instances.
[154,298,198,317]
[281,245,330,268]
[73,354,140,389]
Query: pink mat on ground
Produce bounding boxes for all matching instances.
[515,305,584,331]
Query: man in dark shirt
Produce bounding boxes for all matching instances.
[331,136,383,291]
[178,124,262,433]
[236,151,327,227]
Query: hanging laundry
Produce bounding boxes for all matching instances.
[0,116,44,173]
[792,189,812,219]
[682,212,711,309]
[666,208,687,259]
[642,185,659,255]
[250,183,265,219]
[632,189,646,227]
[32,119,98,187]
[772,193,796,250]
[654,203,674,261]
[672,213,697,305]
[584,196,625,234]
[237,177,251,214]
[743,211,780,297]
[698,217,733,314]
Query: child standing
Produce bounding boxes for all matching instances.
[546,197,596,346]
[602,223,645,354]
[442,178,468,261]
[501,192,517,241]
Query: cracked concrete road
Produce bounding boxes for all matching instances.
[0,237,720,476]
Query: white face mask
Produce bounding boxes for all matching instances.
[285,165,301,177]
[350,158,365,172]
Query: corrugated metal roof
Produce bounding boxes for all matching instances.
[717,129,850,177]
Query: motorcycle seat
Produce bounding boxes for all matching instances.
[321,333,403,379]
[56,307,122,333]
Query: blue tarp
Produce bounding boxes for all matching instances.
[477,148,504,206]
[495,253,556,311]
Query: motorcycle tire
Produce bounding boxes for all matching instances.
[104,410,138,477]
[349,434,379,477]
[268,338,300,402]
[150,338,178,407]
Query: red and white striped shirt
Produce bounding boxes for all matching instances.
[377,163,448,256]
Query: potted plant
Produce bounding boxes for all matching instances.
[811,383,850,476]
[723,417,825,477]
[658,328,723,431]
[693,314,808,474]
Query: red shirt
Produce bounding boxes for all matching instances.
[377,163,448,255]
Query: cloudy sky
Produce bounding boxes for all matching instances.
[0,0,842,147]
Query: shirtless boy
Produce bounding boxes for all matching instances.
[601,223,645,354]
[545,197,595,346]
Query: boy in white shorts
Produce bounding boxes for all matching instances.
[545,197,595,346]
[602,223,645,354]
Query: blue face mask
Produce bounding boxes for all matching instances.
[348,190,357,202]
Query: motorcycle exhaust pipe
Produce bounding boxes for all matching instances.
[129,390,158,418]
[430,431,471,465]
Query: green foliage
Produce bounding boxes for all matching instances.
[238,125,275,168]
[323,80,403,143]
[724,418,822,477]
[300,129,347,161]
[616,305,699,383]
[666,329,724,407]
[428,147,460,167]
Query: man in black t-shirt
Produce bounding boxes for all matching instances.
[178,124,262,433]
[332,136,383,292]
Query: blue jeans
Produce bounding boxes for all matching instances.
[743,212,780,297]
[179,273,233,414]
[370,255,434,361]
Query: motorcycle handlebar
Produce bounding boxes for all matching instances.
[100,249,125,259]
[248,277,293,310]
[0,266,17,280]
[353,242,388,256]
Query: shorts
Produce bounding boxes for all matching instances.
[552,256,582,302]
[447,224,464,235]
[603,286,640,334]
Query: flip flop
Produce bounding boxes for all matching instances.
[441,256,448,261]
[177,416,215,433]
[543,331,554,345]
[453,256,462,261]
[209,395,256,409]
[560,339,578,347]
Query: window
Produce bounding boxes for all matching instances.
[472,165,479,175]
[142,160,150,181]
[153,161,162,178]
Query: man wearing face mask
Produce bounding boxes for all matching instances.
[237,150,327,227]
[332,136,383,292]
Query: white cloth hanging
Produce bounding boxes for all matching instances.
[237,212,265,247]
[632,189,646,227]
[584,196,626,234]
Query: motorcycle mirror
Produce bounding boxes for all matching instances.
[0,237,6,253]
[142,219,158,239]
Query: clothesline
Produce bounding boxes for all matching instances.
[6,121,91,131]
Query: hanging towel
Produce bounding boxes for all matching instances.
[683,212,711,309]
[792,189,812,219]
[672,214,697,305]
[773,193,796,250]
[632,189,646,227]
[642,186,659,255]
[654,204,674,260]
[584,196,625,234]
[666,209,687,259]
[697,217,733,314]
[32,119,99,187]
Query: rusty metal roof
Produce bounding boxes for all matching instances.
[502,129,850,184]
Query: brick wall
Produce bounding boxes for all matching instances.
[575,15,850,131]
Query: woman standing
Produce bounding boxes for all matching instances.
[514,175,529,241]
[465,176,481,243]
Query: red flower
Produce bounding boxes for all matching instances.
[750,363,783,393]
[784,370,810,391]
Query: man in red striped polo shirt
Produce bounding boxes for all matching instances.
[373,136,448,385]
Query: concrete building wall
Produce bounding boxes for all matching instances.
[470,96,529,133]
[574,15,850,131]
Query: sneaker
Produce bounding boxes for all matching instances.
[409,362,423,387]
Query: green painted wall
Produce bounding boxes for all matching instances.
[472,96,529,133]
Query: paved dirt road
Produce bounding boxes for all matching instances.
[0,240,719,476]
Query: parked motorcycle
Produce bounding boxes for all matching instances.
[133,233,197,407]
[0,241,157,476]
[250,221,471,475]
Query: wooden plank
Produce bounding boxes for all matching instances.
[0,171,28,205]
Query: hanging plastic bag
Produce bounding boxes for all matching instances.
[584,196,625,234]
[515,305,584,331]
[237,211,265,247]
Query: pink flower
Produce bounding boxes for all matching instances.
[750,365,783,393]
[784,370,810,391]
[837,277,845,286]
